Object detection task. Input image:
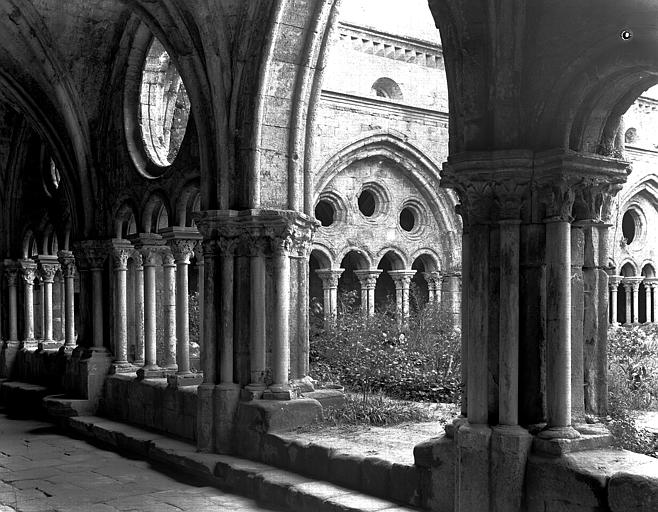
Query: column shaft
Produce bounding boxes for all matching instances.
[8,277,18,341]
[176,260,191,375]
[498,220,520,426]
[645,285,652,323]
[202,243,217,384]
[92,268,104,349]
[633,284,640,323]
[134,263,145,364]
[43,279,53,341]
[248,253,267,390]
[625,285,632,324]
[220,252,234,384]
[271,251,290,391]
[143,261,157,368]
[163,255,177,370]
[114,260,129,364]
[653,285,658,324]
[610,286,618,324]
[542,219,576,436]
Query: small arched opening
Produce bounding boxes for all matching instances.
[338,250,369,312]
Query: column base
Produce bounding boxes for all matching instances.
[0,341,21,379]
[110,362,138,374]
[445,415,469,438]
[534,426,612,456]
[59,344,77,354]
[263,383,297,400]
[241,383,267,401]
[456,423,492,511]
[20,340,38,351]
[491,425,533,512]
[136,366,166,380]
[38,340,61,351]
[537,425,581,440]
[167,372,204,388]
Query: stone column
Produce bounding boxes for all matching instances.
[19,260,37,348]
[269,237,293,397]
[4,265,18,342]
[646,278,658,323]
[645,280,652,323]
[88,253,107,350]
[58,251,77,349]
[354,269,381,316]
[58,273,65,341]
[423,271,442,305]
[443,271,462,328]
[109,241,134,372]
[133,252,145,365]
[194,243,204,358]
[388,270,416,323]
[540,210,579,440]
[162,250,177,371]
[315,268,343,328]
[37,256,60,347]
[608,275,621,324]
[246,238,267,396]
[130,233,166,378]
[163,227,203,387]
[632,278,641,324]
[622,280,633,325]
[498,219,521,426]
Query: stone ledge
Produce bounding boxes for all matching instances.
[62,414,419,512]
[532,431,613,456]
[608,458,658,512]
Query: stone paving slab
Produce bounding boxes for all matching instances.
[0,412,281,512]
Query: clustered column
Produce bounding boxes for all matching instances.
[388,270,416,323]
[354,269,381,316]
[36,256,60,347]
[315,268,343,328]
[608,275,621,325]
[110,241,133,372]
[4,264,19,342]
[423,271,442,304]
[19,260,37,349]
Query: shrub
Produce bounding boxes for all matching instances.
[321,392,434,427]
[309,293,462,403]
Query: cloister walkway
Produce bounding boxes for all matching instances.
[0,412,278,512]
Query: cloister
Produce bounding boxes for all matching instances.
[1,0,658,511]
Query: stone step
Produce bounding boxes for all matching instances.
[64,415,420,512]
[256,432,429,508]
[43,394,95,418]
[0,380,51,417]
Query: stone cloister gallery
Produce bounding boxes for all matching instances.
[0,1,658,511]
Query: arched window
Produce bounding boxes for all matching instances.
[139,37,191,167]
[371,77,403,101]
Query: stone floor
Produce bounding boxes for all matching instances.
[0,412,280,512]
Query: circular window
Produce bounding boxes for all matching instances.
[625,127,638,144]
[315,200,335,227]
[358,190,376,217]
[622,210,637,244]
[399,208,415,231]
[139,37,191,167]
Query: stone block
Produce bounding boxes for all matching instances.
[287,438,310,472]
[389,462,423,507]
[302,389,346,410]
[608,459,658,512]
[252,469,312,508]
[361,456,392,499]
[491,425,533,512]
[302,442,333,480]
[261,434,291,470]
[214,383,240,454]
[456,424,491,512]
[328,452,362,490]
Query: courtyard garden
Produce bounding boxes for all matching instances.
[309,290,658,458]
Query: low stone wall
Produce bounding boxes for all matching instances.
[100,374,197,442]
[14,347,67,390]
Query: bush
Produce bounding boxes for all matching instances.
[607,324,658,457]
[321,393,434,427]
[309,292,462,403]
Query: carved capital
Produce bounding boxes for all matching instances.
[74,241,108,270]
[112,248,132,271]
[140,246,161,267]
[162,249,175,267]
[168,239,197,264]
[423,271,443,288]
[4,266,18,287]
[19,261,37,285]
[38,262,59,283]
[57,251,77,278]
[354,269,381,290]
[316,269,344,288]
[388,270,416,288]
[535,177,577,221]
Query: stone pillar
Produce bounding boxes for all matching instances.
[109,241,134,372]
[645,280,652,323]
[162,250,177,371]
[162,227,203,387]
[423,271,442,305]
[19,260,37,348]
[133,252,145,365]
[622,280,633,325]
[246,240,267,396]
[269,238,293,397]
[194,243,204,358]
[315,268,343,329]
[443,271,462,328]
[570,224,585,423]
[36,256,60,347]
[58,273,65,341]
[608,275,621,324]
[4,265,18,341]
[645,278,658,323]
[58,251,77,349]
[388,270,416,323]
[130,234,166,378]
[540,214,579,439]
[354,269,381,316]
[632,279,641,324]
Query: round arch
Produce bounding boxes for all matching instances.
[375,248,408,270]
[141,191,172,233]
[620,260,638,277]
